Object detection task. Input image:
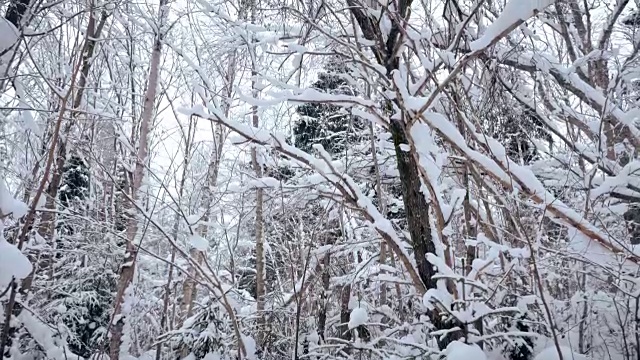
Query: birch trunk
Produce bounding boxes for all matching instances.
[180,99,229,321]
[248,0,266,346]
[109,1,168,359]
[180,139,222,319]
[251,84,266,348]
[157,118,196,360]
[368,122,387,307]
[179,49,237,323]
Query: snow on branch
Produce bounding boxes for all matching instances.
[406,108,640,265]
[182,105,429,295]
[470,0,554,51]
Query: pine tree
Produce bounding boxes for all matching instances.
[57,155,90,237]
[59,155,90,209]
[294,62,366,155]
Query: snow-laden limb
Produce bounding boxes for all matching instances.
[567,227,639,274]
[408,122,448,212]
[489,44,640,148]
[18,312,81,360]
[561,71,640,145]
[409,109,640,264]
[591,160,640,199]
[501,78,621,176]
[313,144,428,294]
[230,87,379,113]
[246,177,280,189]
[400,50,637,270]
[184,105,429,295]
[471,0,554,51]
[289,88,377,108]
[0,231,32,289]
[0,180,28,218]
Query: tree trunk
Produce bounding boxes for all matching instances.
[369,121,388,307]
[156,119,196,360]
[248,0,266,345]
[339,284,351,341]
[181,248,204,319]
[109,1,168,358]
[346,0,460,345]
[389,118,436,290]
[317,241,331,341]
[345,0,436,288]
[251,91,266,348]
[179,53,234,322]
[0,34,84,357]
[180,115,226,322]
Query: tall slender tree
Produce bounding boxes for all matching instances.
[109,1,169,358]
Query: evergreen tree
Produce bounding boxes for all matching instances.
[294,62,366,155]
[51,266,117,358]
[59,155,90,209]
[164,302,234,359]
[57,155,90,237]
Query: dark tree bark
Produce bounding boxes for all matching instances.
[347,0,436,291]
[346,0,463,348]
[317,251,330,341]
[338,284,352,342]
[389,119,436,290]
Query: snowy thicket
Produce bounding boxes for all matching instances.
[1,0,640,359]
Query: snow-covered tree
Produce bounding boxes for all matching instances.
[4,0,640,359]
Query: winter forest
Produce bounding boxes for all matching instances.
[4,0,640,359]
